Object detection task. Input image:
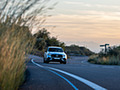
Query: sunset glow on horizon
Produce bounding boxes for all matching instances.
[45,0,120,52]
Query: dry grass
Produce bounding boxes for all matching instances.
[31,49,44,57]
[0,0,53,89]
[0,19,35,90]
[88,55,98,64]
[88,54,120,65]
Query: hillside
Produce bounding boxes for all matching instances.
[65,45,94,56]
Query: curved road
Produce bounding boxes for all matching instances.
[20,55,120,90]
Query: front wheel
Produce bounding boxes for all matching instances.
[43,58,46,63]
[63,61,66,64]
[43,58,49,63]
[60,61,66,64]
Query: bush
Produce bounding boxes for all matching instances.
[65,45,94,56]
[108,55,120,65]
[88,54,120,65]
[88,46,120,65]
[88,55,98,64]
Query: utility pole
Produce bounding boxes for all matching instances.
[100,44,109,54]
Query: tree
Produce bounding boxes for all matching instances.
[34,28,50,50]
[34,28,50,40]
[34,28,65,51]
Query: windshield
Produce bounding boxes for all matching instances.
[48,48,63,52]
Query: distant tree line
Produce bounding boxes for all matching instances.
[33,29,94,56]
[33,28,65,51]
[65,45,94,56]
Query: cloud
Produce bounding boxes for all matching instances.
[46,14,120,44]
[42,0,120,52]
[64,1,92,7]
[64,1,120,9]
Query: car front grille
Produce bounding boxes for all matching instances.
[51,54,62,58]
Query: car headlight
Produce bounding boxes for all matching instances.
[48,53,51,56]
[63,55,65,57]
[63,55,67,58]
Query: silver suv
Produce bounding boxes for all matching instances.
[44,46,67,64]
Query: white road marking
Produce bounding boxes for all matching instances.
[47,67,107,90]
[31,59,107,90]
[31,59,78,90]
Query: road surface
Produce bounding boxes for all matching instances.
[20,55,120,90]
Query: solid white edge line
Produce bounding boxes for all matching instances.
[31,59,79,90]
[31,59,107,90]
[47,67,107,90]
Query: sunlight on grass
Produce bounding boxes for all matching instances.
[0,18,35,90]
[88,54,120,65]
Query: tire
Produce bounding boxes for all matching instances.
[60,61,66,64]
[44,58,49,64]
[43,58,47,63]
[46,61,49,64]
[63,61,66,64]
[60,62,63,64]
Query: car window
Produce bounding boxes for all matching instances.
[48,48,63,52]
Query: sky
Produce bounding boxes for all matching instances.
[45,0,120,53]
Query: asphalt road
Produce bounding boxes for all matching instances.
[20,55,120,90]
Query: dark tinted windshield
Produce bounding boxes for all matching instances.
[48,48,63,52]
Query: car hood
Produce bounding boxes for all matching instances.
[48,52,66,55]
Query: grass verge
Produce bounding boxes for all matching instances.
[0,18,35,90]
[88,54,120,65]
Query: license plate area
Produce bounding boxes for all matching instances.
[54,58,60,59]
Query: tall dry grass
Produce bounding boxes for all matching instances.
[0,18,35,90]
[0,0,54,89]
[88,54,120,65]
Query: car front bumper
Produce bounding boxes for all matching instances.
[47,57,66,62]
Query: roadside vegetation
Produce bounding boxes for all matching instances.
[0,0,53,90]
[31,28,65,56]
[34,28,65,51]
[32,29,94,56]
[65,45,94,56]
[88,46,120,65]
[0,18,35,90]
